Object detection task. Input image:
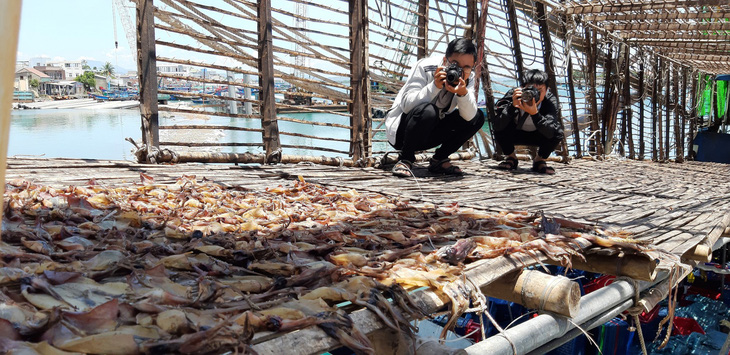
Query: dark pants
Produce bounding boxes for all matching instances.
[493,119,563,159]
[393,103,485,163]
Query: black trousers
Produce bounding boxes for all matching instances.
[393,102,485,163]
[493,118,563,159]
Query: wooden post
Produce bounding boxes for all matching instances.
[349,0,368,163]
[137,0,160,160]
[475,0,497,157]
[639,59,646,160]
[638,59,645,160]
[662,61,672,161]
[688,71,698,159]
[417,0,428,59]
[600,40,614,150]
[586,28,601,155]
[652,56,659,161]
[674,66,683,162]
[679,67,688,162]
[0,1,22,238]
[258,0,281,163]
[536,1,568,161]
[562,15,580,157]
[465,0,478,40]
[567,54,581,157]
[506,0,525,84]
[622,45,632,158]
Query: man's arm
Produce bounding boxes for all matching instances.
[398,61,441,114]
[455,76,478,121]
[492,89,517,132]
[531,93,563,139]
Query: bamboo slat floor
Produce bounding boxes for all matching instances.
[6,157,730,257]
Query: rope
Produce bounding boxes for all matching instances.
[623,278,648,355]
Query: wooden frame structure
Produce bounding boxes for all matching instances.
[134,0,730,165]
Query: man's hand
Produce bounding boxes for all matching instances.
[512,87,538,115]
[444,77,468,97]
[434,66,447,90]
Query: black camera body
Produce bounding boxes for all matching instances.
[521,86,540,103]
[445,63,463,87]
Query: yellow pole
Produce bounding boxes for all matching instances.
[0,1,23,237]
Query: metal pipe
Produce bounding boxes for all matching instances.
[526,299,634,355]
[464,272,669,355]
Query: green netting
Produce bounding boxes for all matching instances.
[698,74,712,117]
[718,80,727,118]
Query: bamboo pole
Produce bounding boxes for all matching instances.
[600,40,614,151]
[652,56,659,161]
[562,10,581,158]
[476,0,497,158]
[258,0,281,163]
[505,0,525,84]
[483,270,581,318]
[545,253,658,281]
[621,45,631,158]
[664,61,671,161]
[536,1,568,161]
[138,0,160,160]
[586,28,601,155]
[688,71,698,159]
[349,0,368,163]
[674,66,683,162]
[0,1,22,238]
[639,60,645,160]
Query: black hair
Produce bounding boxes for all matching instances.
[445,38,477,64]
[524,69,549,86]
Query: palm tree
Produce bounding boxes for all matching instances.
[101,62,115,78]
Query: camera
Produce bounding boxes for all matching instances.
[521,86,540,103]
[445,63,463,87]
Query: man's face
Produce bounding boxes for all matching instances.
[445,53,476,80]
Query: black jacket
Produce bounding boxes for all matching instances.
[493,89,563,139]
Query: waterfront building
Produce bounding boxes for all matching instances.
[47,60,87,80]
[34,66,65,80]
[14,67,50,91]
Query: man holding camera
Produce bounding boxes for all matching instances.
[384,38,484,177]
[493,69,563,174]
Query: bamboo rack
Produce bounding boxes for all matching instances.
[135,0,728,166]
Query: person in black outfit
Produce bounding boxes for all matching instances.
[493,69,564,174]
[384,38,485,177]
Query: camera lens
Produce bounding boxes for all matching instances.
[445,64,462,86]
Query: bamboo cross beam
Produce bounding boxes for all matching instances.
[621,32,730,40]
[604,22,730,32]
[582,11,730,22]
[564,0,728,15]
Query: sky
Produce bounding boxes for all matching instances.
[17,0,137,71]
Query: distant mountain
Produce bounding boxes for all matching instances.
[85,60,131,75]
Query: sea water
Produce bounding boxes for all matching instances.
[7,108,393,161]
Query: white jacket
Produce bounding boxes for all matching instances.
[384,55,478,145]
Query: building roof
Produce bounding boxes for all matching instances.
[34,66,64,72]
[16,67,50,78]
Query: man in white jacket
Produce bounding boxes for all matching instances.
[384,38,484,177]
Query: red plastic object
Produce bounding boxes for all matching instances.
[685,285,721,300]
[463,320,482,342]
[638,304,661,323]
[672,317,705,336]
[583,275,616,294]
